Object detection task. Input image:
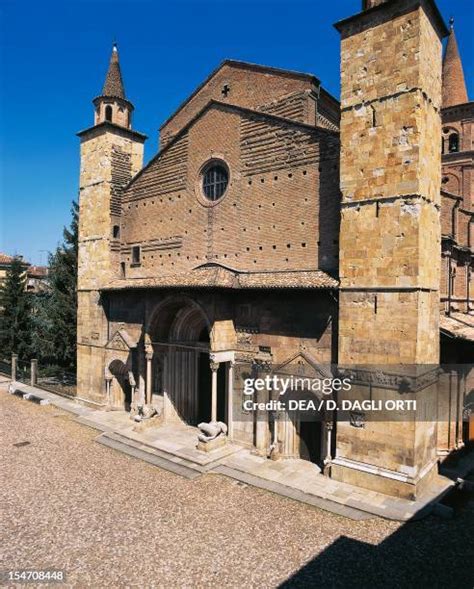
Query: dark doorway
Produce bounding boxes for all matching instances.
[109,359,131,411]
[197,352,211,424]
[117,375,132,412]
[299,421,322,465]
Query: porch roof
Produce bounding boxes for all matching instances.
[102,266,339,291]
[440,312,474,342]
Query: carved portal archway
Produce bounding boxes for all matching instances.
[147,296,224,425]
[147,295,211,343]
[270,352,331,467]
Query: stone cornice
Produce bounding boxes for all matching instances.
[77,121,147,142]
[334,0,448,39]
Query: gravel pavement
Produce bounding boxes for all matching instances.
[1,391,473,589]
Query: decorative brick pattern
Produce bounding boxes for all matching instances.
[124,135,189,202]
[258,90,310,123]
[240,116,319,176]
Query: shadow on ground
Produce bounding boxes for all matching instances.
[279,483,474,589]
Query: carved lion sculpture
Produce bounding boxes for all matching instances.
[197,421,228,442]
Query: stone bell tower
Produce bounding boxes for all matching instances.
[332,0,448,497]
[76,44,147,405]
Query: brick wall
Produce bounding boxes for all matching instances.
[120,103,340,278]
[440,102,473,312]
[159,62,320,147]
[442,102,474,210]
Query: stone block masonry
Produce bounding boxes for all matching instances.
[333,0,447,498]
[336,0,445,364]
[77,122,146,404]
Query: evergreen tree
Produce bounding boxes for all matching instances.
[35,202,78,369]
[0,256,32,359]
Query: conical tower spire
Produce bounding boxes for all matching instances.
[442,18,468,108]
[102,43,126,99]
[93,43,134,128]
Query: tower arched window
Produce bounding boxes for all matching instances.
[105,105,113,122]
[448,133,459,153]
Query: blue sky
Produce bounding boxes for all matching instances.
[0,0,472,265]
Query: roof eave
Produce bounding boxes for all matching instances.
[77,120,147,141]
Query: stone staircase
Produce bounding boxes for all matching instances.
[96,431,204,479]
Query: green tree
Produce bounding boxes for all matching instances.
[0,256,32,359]
[34,201,78,369]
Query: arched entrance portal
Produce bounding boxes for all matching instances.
[108,359,132,411]
[148,298,227,426]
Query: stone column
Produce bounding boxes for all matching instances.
[146,349,153,406]
[323,421,333,476]
[30,359,38,386]
[105,376,113,409]
[210,361,219,422]
[269,388,281,461]
[457,369,466,449]
[128,371,137,416]
[227,361,235,439]
[254,386,269,456]
[11,353,18,381]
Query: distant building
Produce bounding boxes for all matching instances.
[0,253,49,293]
[439,19,474,362]
[0,253,28,288]
[26,265,49,293]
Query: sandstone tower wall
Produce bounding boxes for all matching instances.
[77,124,145,405]
[332,0,447,498]
[337,0,444,364]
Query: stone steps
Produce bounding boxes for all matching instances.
[214,464,371,521]
[111,428,241,469]
[110,429,209,468]
[96,431,203,480]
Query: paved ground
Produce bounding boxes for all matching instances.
[1,391,473,589]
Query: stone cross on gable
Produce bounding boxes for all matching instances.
[363,0,388,8]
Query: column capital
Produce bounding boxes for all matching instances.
[210,361,220,373]
[145,344,154,361]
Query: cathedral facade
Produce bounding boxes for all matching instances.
[77,0,473,498]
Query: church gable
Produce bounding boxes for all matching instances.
[274,351,333,379]
[105,328,138,351]
[159,60,320,147]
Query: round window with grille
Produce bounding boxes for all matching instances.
[202,163,229,201]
